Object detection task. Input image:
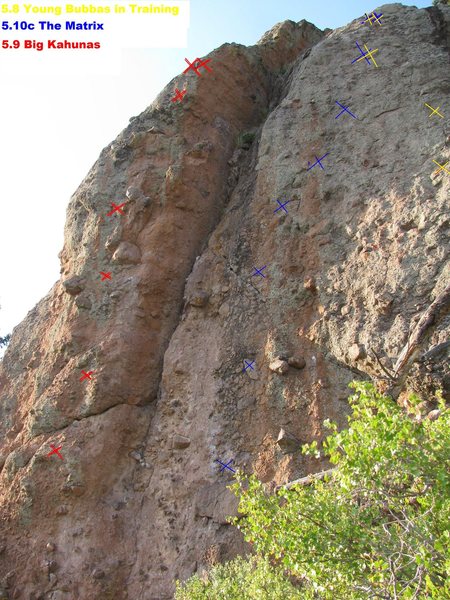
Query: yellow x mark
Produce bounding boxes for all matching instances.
[356,44,379,67]
[424,103,444,118]
[432,160,450,176]
[365,12,382,26]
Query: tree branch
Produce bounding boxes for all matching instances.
[277,468,335,491]
[371,348,396,381]
[387,283,450,399]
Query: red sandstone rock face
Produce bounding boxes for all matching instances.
[1,6,449,599]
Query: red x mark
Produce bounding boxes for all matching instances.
[47,444,63,460]
[100,272,112,281]
[183,57,213,77]
[106,202,126,216]
[171,88,187,102]
[80,370,94,382]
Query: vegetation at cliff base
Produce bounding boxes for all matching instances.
[175,383,450,599]
[175,555,303,599]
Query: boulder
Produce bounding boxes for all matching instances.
[195,483,239,524]
[62,276,85,296]
[188,291,209,307]
[112,241,141,265]
[348,343,366,361]
[172,434,191,449]
[218,302,230,317]
[129,450,142,462]
[276,429,301,454]
[105,226,122,253]
[427,409,441,422]
[46,560,58,574]
[303,276,316,292]
[269,358,289,375]
[75,294,92,310]
[92,568,105,580]
[288,356,306,369]
[126,186,142,201]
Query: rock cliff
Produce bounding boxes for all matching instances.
[0,3,449,599]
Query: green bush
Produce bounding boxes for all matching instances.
[237,131,255,149]
[175,555,303,599]
[177,383,449,599]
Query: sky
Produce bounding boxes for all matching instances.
[0,0,430,342]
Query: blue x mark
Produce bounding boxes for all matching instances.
[360,11,383,25]
[243,360,255,372]
[253,265,267,278]
[335,101,357,119]
[274,199,291,214]
[307,152,330,171]
[351,40,372,65]
[215,459,236,473]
